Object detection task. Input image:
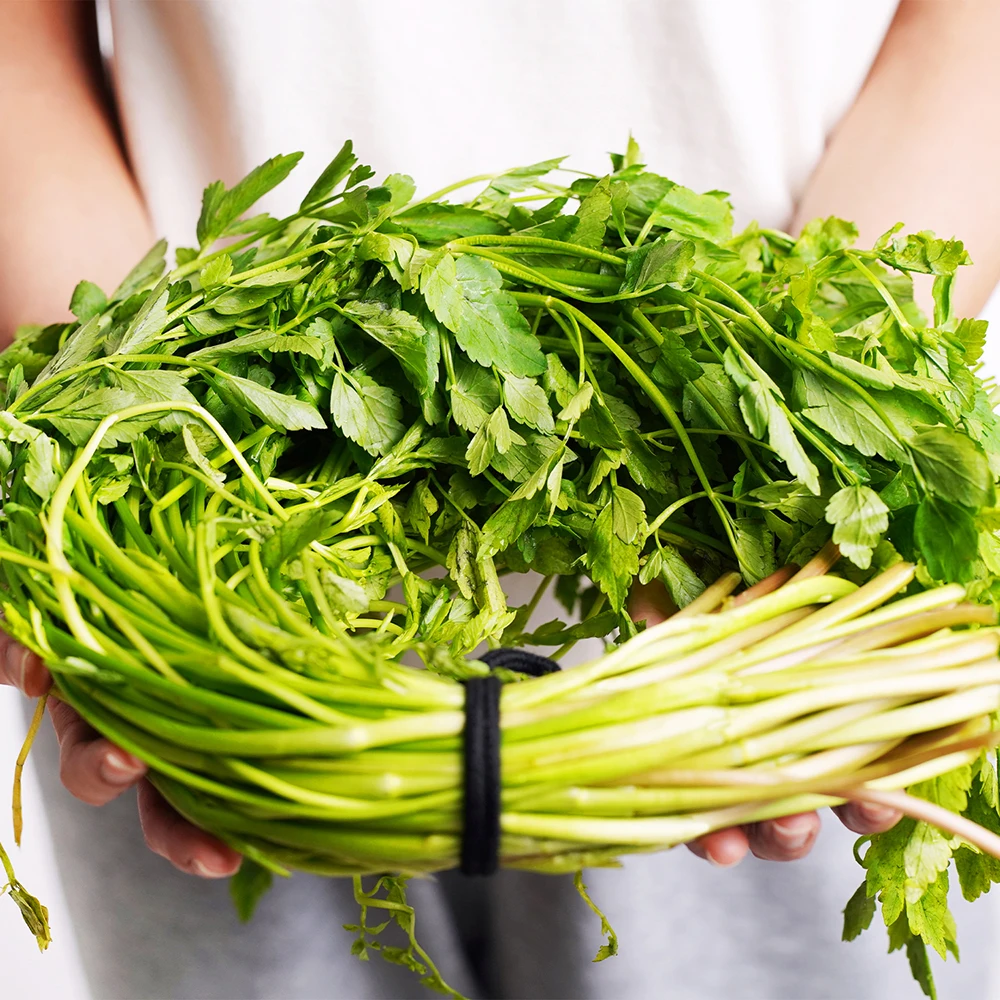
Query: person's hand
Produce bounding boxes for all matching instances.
[0,633,241,879]
[629,581,902,867]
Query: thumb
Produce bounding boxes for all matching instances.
[0,634,51,697]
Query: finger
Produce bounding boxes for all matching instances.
[747,812,822,861]
[687,826,750,867]
[834,802,902,835]
[628,579,678,627]
[137,780,241,879]
[48,696,146,806]
[0,635,50,697]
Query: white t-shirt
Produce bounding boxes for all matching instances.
[107,0,898,250]
[34,5,999,1000]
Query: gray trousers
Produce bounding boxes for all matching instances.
[31,720,995,1000]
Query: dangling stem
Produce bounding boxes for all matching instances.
[13,694,48,845]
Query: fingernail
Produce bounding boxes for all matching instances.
[859,803,899,827]
[707,852,742,869]
[100,749,145,785]
[771,819,812,851]
[192,857,236,879]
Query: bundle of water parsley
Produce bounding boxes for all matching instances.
[3,139,1000,997]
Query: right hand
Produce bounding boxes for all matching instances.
[0,634,241,879]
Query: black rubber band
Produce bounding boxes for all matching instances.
[460,648,561,876]
[478,648,561,677]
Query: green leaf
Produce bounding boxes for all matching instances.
[111,240,167,302]
[190,329,326,362]
[733,518,775,584]
[473,157,565,211]
[421,253,545,377]
[875,229,970,275]
[791,217,858,264]
[69,280,107,322]
[330,371,403,455]
[910,427,995,508]
[573,176,612,249]
[393,204,506,243]
[262,508,337,570]
[503,375,554,432]
[24,432,59,501]
[213,372,326,432]
[653,184,733,242]
[406,480,438,544]
[198,153,304,246]
[558,383,593,423]
[640,544,705,609]
[914,496,978,582]
[199,253,234,290]
[841,881,876,942]
[108,369,197,407]
[449,359,499,434]
[343,301,439,393]
[521,610,619,646]
[954,773,1000,902]
[0,412,61,501]
[739,382,820,495]
[825,486,889,569]
[800,371,906,464]
[481,491,546,558]
[116,288,170,355]
[587,486,645,610]
[954,318,988,366]
[300,139,357,209]
[229,858,273,923]
[3,870,51,952]
[181,425,225,487]
[621,237,694,293]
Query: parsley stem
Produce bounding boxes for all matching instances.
[517,296,739,557]
[449,235,623,268]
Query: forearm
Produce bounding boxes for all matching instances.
[0,0,152,339]
[793,0,1000,317]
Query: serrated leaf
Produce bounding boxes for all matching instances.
[117,288,170,355]
[111,240,167,302]
[190,329,326,362]
[739,382,820,495]
[621,236,694,293]
[825,486,889,569]
[914,496,978,582]
[841,881,876,942]
[199,253,234,290]
[421,253,545,377]
[69,280,107,322]
[300,139,357,209]
[558,383,593,422]
[573,176,612,249]
[330,371,403,455]
[198,153,304,246]
[732,518,775,584]
[503,375,554,432]
[343,301,439,393]
[800,371,906,464]
[640,543,705,609]
[587,487,645,610]
[911,427,994,508]
[214,372,326,432]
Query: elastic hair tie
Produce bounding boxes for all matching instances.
[460,649,560,876]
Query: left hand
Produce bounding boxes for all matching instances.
[629,581,902,867]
